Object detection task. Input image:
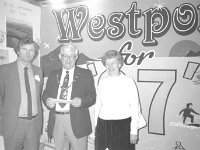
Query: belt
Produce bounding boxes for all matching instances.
[56,111,70,115]
[18,114,38,120]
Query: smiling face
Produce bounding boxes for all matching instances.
[102,50,123,77]
[105,57,121,77]
[18,43,36,64]
[59,44,78,70]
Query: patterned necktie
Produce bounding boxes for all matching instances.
[24,67,32,118]
[59,71,69,108]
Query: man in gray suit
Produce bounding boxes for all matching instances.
[0,37,43,150]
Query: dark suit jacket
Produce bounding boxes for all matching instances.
[42,66,96,140]
[0,61,43,138]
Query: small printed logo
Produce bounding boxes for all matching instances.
[172,141,185,150]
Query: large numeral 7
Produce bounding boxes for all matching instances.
[138,69,177,135]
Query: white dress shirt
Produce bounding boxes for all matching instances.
[95,73,141,135]
[17,60,38,117]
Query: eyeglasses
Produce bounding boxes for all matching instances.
[60,54,77,60]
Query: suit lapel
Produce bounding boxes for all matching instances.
[32,66,40,99]
[71,67,80,99]
[56,69,62,85]
[73,67,79,83]
[52,68,62,98]
[12,61,21,104]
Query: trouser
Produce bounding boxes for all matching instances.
[54,114,88,150]
[4,116,40,150]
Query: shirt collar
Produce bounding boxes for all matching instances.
[62,66,75,75]
[17,59,32,70]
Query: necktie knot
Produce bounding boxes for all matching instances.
[24,67,28,71]
[64,71,69,82]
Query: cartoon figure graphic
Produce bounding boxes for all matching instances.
[179,103,199,124]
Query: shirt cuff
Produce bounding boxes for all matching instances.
[131,127,138,135]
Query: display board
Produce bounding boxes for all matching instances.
[40,0,200,149]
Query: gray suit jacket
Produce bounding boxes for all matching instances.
[0,61,43,138]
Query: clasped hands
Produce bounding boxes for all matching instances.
[46,97,81,108]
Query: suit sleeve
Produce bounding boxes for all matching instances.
[42,88,48,108]
[39,68,44,100]
[0,67,5,115]
[94,82,101,126]
[80,70,96,108]
[42,72,53,110]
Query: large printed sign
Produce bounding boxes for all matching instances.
[39,1,200,150]
[52,2,199,46]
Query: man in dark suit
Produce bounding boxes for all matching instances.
[0,37,43,150]
[42,43,96,150]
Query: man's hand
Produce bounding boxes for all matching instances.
[46,98,57,108]
[70,97,82,107]
[130,134,138,144]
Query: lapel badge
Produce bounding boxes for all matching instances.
[34,75,40,82]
